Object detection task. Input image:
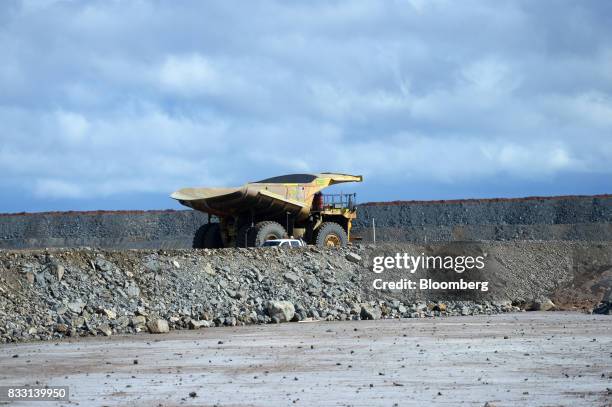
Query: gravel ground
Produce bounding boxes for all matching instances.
[1,312,611,407]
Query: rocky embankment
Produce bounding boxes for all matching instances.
[353,194,612,242]
[0,210,208,250]
[0,242,610,343]
[1,194,611,250]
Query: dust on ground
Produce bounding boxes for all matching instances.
[1,312,611,407]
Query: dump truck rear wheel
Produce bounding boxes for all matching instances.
[193,224,211,248]
[203,223,223,248]
[314,222,348,247]
[253,221,286,247]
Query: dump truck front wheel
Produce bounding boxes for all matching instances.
[253,221,286,247]
[314,222,348,247]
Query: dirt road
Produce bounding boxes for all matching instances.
[1,312,611,406]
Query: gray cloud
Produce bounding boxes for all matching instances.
[0,0,610,210]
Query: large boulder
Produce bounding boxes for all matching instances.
[530,298,556,311]
[360,303,382,320]
[593,303,612,315]
[267,301,295,323]
[147,319,170,334]
[593,289,612,315]
[67,300,85,314]
[345,252,362,264]
[131,315,146,328]
[48,263,65,281]
[98,324,112,337]
[189,319,212,329]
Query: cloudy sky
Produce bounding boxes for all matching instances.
[1,0,611,212]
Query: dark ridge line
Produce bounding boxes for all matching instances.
[360,194,612,207]
[0,194,610,217]
[0,209,189,218]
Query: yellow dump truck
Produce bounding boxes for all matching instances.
[171,173,363,248]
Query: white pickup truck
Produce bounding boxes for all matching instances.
[262,238,306,248]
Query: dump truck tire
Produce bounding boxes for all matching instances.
[203,223,223,248]
[193,224,211,248]
[235,224,254,248]
[253,221,286,247]
[314,222,348,247]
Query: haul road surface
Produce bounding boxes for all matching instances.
[1,312,611,407]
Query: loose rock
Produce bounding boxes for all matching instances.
[267,301,295,323]
[189,320,211,329]
[98,324,112,337]
[147,319,169,334]
[360,304,381,320]
[345,252,361,264]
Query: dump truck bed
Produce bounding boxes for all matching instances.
[171,173,362,220]
[171,186,306,218]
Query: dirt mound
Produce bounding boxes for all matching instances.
[1,241,609,343]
